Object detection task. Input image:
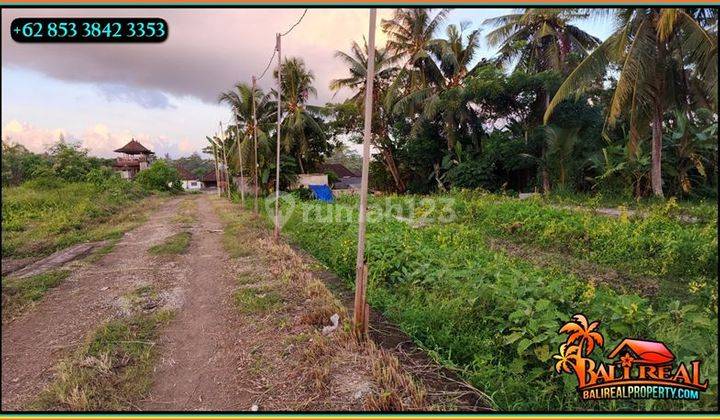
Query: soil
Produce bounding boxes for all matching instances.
[2,193,490,412]
[140,196,251,410]
[1,197,182,410]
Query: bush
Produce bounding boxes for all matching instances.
[85,167,120,186]
[445,160,498,190]
[134,161,182,193]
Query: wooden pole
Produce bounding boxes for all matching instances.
[236,124,245,206]
[220,121,231,199]
[274,33,282,241]
[252,76,260,216]
[353,8,377,339]
[211,138,221,196]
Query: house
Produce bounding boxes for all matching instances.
[175,165,203,191]
[607,338,676,366]
[320,163,361,191]
[112,139,155,180]
[201,169,217,189]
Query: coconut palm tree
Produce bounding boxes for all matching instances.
[545,8,718,197]
[381,8,450,87]
[393,23,484,152]
[484,9,600,194]
[273,57,327,174]
[218,83,275,179]
[484,9,601,75]
[559,314,604,356]
[330,39,406,192]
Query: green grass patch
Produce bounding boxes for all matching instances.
[234,286,282,315]
[29,285,173,410]
[2,270,71,321]
[148,232,191,256]
[2,181,153,258]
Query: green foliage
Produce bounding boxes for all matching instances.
[269,193,717,410]
[148,232,191,255]
[134,160,182,192]
[1,270,71,321]
[2,180,147,258]
[1,141,50,186]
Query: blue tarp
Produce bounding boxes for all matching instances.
[308,184,334,203]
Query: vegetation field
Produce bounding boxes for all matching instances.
[263,192,718,411]
[2,180,149,259]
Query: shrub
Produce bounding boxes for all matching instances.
[134,161,182,192]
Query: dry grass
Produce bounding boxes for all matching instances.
[173,197,198,226]
[29,285,173,410]
[210,196,434,411]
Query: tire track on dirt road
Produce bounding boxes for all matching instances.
[1,197,183,410]
[140,195,252,410]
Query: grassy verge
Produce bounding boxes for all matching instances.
[211,196,445,410]
[2,181,159,258]
[29,286,173,410]
[1,270,71,322]
[148,232,191,256]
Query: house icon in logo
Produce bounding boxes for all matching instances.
[607,338,676,366]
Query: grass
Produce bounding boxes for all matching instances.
[2,181,154,258]
[148,232,191,256]
[2,270,71,322]
[173,197,198,225]
[30,286,173,410]
[271,193,718,411]
[233,286,283,315]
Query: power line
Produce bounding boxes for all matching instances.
[256,49,276,81]
[281,9,308,36]
[255,9,308,81]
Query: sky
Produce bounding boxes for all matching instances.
[1,8,614,159]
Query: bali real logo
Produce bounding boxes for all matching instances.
[553,314,708,401]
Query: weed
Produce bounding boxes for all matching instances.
[29,285,172,410]
[2,270,71,321]
[234,287,282,315]
[148,232,191,256]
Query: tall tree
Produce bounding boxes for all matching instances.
[330,39,406,192]
[545,8,718,197]
[273,57,328,173]
[484,9,600,193]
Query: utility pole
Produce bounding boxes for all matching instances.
[211,136,221,197]
[236,124,245,206]
[220,121,231,199]
[274,33,282,241]
[252,76,260,216]
[353,8,377,339]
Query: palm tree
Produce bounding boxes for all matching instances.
[273,57,326,174]
[484,9,600,194]
[381,8,450,87]
[545,8,718,197]
[394,23,484,151]
[484,9,601,75]
[559,314,604,356]
[330,39,406,192]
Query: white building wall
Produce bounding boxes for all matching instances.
[181,180,204,190]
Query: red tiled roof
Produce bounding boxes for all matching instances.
[114,139,154,154]
[201,170,217,182]
[320,163,359,178]
[608,339,675,365]
[175,165,198,181]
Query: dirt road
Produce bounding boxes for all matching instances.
[1,197,183,410]
[140,196,252,410]
[2,193,483,411]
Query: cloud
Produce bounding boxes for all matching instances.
[97,84,174,109]
[1,9,394,105]
[2,119,196,158]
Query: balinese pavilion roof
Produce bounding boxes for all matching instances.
[201,170,217,183]
[114,139,154,155]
